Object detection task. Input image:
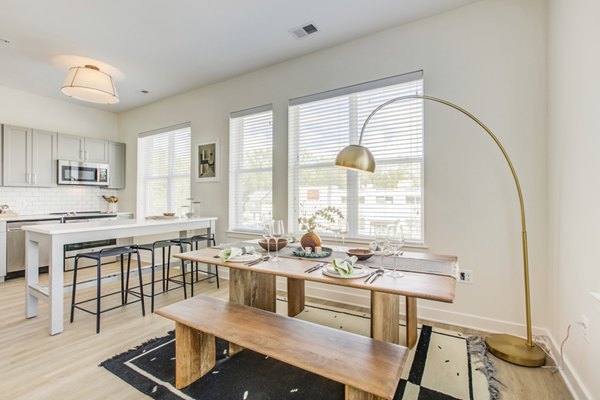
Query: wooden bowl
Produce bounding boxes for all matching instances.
[346,248,374,261]
[163,212,175,217]
[258,238,288,251]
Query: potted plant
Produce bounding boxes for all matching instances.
[298,206,344,250]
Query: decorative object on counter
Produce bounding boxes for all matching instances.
[181,198,201,218]
[298,206,344,251]
[292,246,333,258]
[334,94,545,367]
[163,212,176,217]
[0,204,17,217]
[258,238,288,252]
[346,248,374,261]
[196,140,220,182]
[61,64,119,105]
[102,195,118,213]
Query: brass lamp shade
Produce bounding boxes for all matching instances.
[335,144,376,173]
[61,65,119,104]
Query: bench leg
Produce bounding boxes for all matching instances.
[370,291,399,344]
[287,277,305,317]
[175,322,216,389]
[406,297,418,349]
[345,385,385,400]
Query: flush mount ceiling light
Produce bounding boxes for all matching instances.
[61,64,119,104]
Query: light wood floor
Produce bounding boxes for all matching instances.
[0,265,571,400]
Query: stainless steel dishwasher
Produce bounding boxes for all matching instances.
[6,218,61,275]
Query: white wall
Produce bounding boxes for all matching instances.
[0,85,120,215]
[548,0,600,398]
[0,85,119,140]
[119,0,547,338]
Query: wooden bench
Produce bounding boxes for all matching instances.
[156,295,409,400]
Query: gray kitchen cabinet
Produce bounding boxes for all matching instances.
[108,141,126,189]
[57,133,108,163]
[3,125,57,187]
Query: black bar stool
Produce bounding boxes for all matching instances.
[69,245,145,334]
[168,233,218,297]
[135,240,187,312]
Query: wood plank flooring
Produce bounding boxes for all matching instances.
[0,266,572,400]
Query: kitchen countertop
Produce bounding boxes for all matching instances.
[0,212,134,222]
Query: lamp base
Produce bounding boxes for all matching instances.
[485,333,546,367]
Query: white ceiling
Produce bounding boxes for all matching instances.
[0,0,479,112]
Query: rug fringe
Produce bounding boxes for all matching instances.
[99,330,174,367]
[466,335,504,400]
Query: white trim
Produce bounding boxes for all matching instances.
[230,103,273,119]
[137,122,191,138]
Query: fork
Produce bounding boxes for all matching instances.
[304,263,324,273]
[245,256,269,266]
[365,269,384,284]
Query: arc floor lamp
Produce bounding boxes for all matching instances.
[335,95,545,367]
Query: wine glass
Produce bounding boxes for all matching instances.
[261,220,273,260]
[338,220,349,246]
[271,219,285,261]
[386,225,405,278]
[374,225,389,271]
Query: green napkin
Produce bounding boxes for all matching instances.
[369,241,379,251]
[331,256,358,277]
[219,246,255,261]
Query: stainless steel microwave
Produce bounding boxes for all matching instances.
[57,160,109,186]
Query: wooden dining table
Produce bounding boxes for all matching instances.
[176,246,456,348]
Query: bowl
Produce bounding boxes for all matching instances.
[346,248,374,261]
[163,212,176,217]
[258,238,288,251]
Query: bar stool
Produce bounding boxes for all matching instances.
[135,240,187,312]
[69,246,145,334]
[168,233,218,297]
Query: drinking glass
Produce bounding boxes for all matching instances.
[338,220,349,246]
[261,221,273,260]
[374,225,389,270]
[271,219,285,261]
[386,225,405,278]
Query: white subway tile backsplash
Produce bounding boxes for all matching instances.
[0,186,119,215]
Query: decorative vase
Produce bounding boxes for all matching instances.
[300,232,322,251]
[107,203,118,214]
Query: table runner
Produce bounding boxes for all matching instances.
[217,241,459,279]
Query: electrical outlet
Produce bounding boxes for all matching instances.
[581,315,589,342]
[459,269,474,284]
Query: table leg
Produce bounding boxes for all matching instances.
[229,269,275,355]
[175,322,215,389]
[25,236,39,319]
[287,278,305,317]
[48,238,65,335]
[406,297,418,349]
[370,291,399,344]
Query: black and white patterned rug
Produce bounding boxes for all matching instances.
[101,301,494,400]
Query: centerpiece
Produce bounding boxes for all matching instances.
[297,206,344,251]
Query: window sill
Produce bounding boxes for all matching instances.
[591,292,600,304]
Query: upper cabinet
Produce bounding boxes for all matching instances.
[57,133,109,163]
[108,141,126,189]
[2,125,57,187]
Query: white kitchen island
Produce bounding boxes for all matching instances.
[23,217,217,335]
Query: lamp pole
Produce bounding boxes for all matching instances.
[349,95,545,367]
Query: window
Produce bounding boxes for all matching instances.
[229,105,273,232]
[288,72,424,242]
[137,124,191,217]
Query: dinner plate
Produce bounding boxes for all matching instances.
[322,265,370,279]
[227,254,261,263]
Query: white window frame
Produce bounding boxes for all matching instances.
[288,71,424,243]
[136,123,191,218]
[228,104,273,233]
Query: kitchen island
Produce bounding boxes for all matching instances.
[23,217,217,335]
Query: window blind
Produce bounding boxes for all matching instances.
[137,125,191,217]
[229,105,273,232]
[288,72,424,243]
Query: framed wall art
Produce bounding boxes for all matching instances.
[196,140,220,182]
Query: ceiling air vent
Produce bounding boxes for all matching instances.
[289,22,319,39]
